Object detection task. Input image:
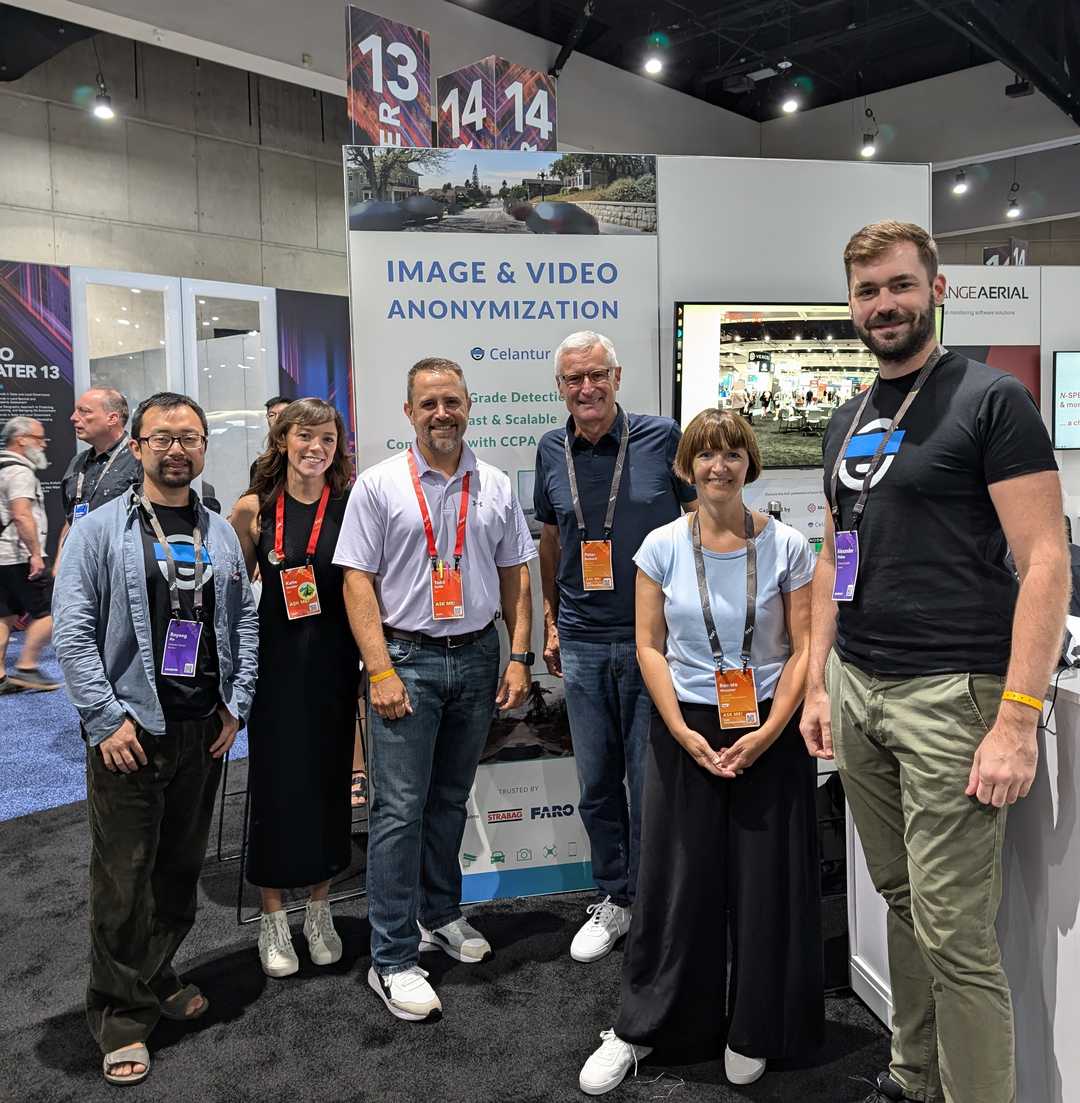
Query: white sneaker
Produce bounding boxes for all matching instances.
[579,1029,652,1095]
[724,1045,766,1085]
[570,896,631,963]
[419,916,492,963]
[258,910,299,978]
[367,965,442,1021]
[303,899,342,966]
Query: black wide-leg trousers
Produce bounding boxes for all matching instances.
[615,700,825,1060]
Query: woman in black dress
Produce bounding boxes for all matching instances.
[230,398,358,978]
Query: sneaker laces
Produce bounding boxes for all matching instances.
[585,895,618,928]
[308,901,335,940]
[393,965,431,993]
[596,1029,641,1077]
[263,912,291,956]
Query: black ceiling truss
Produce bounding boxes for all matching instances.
[548,0,599,77]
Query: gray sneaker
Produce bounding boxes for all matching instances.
[8,667,60,692]
[419,916,492,962]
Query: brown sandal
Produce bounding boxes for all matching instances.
[351,770,368,808]
[159,983,208,1021]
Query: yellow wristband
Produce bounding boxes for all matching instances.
[1001,690,1043,712]
[369,668,396,686]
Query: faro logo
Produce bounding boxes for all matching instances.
[531,803,575,819]
[470,346,485,361]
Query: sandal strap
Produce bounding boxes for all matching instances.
[162,982,201,1009]
[104,1043,149,1069]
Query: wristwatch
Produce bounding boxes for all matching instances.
[509,651,535,666]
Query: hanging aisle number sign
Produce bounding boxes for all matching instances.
[436,57,557,151]
[346,5,432,147]
[437,61,497,149]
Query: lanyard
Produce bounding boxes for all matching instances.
[140,494,204,620]
[273,484,330,566]
[407,449,471,568]
[563,406,630,541]
[692,508,757,672]
[75,434,128,507]
[827,346,943,530]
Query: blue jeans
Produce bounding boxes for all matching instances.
[366,625,500,975]
[560,637,652,907]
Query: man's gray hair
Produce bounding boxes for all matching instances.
[553,331,618,378]
[0,417,39,448]
[96,387,130,426]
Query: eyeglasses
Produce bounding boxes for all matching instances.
[558,367,613,390]
[138,432,207,453]
[23,434,48,443]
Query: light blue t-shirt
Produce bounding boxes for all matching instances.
[634,515,815,705]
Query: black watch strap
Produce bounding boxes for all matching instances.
[509,651,535,666]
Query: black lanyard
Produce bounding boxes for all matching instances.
[691,508,757,672]
[75,435,128,507]
[827,347,943,530]
[563,407,629,541]
[140,494,204,620]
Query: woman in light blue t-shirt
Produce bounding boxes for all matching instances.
[579,409,824,1096]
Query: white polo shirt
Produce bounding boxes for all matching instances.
[0,451,46,566]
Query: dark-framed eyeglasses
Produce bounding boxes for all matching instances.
[138,432,207,453]
[558,367,614,390]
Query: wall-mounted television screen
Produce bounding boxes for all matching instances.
[672,301,944,469]
[1053,351,1080,450]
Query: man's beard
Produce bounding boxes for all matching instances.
[156,458,194,487]
[423,423,462,455]
[24,446,47,471]
[854,294,937,363]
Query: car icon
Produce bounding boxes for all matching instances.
[491,850,506,864]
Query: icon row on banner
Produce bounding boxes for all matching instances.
[346,4,557,151]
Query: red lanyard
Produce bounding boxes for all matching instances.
[274,483,331,565]
[407,449,471,568]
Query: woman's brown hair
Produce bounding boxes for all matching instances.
[674,408,762,485]
[247,398,354,513]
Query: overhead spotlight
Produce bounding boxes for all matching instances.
[781,93,799,114]
[860,133,876,158]
[776,58,793,71]
[860,104,878,158]
[1007,197,1021,219]
[952,169,969,195]
[93,90,114,120]
[1006,172,1022,219]
[643,56,662,76]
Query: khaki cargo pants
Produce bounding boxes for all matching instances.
[827,652,1014,1103]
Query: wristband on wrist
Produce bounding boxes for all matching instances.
[369,667,397,686]
[1001,689,1043,713]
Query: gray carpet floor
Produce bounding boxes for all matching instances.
[0,785,890,1103]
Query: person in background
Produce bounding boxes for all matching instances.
[335,357,535,1022]
[53,392,258,1087]
[230,398,358,978]
[250,396,291,484]
[0,416,60,692]
[802,221,1069,1103]
[534,331,696,965]
[579,408,822,1095]
[55,388,140,572]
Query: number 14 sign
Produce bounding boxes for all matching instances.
[437,56,557,151]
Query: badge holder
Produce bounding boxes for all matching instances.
[430,558,465,620]
[161,619,203,677]
[581,539,614,591]
[716,665,760,730]
[272,485,330,620]
[408,449,471,625]
[832,530,859,602]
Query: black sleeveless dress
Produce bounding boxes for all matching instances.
[245,491,359,888]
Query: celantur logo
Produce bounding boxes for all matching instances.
[470,346,485,360]
[838,417,905,493]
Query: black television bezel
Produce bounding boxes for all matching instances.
[1053,351,1080,450]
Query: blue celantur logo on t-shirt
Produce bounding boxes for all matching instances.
[839,419,906,492]
[152,537,214,590]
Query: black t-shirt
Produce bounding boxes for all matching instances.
[822,351,1057,677]
[139,498,220,719]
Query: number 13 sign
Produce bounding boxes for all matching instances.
[437,56,557,151]
[347,5,432,147]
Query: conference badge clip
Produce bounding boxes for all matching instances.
[715,665,760,730]
[281,565,321,620]
[431,559,465,621]
[832,530,859,603]
[161,619,203,678]
[72,503,90,522]
[581,539,614,591]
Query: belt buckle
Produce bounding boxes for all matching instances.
[446,632,468,649]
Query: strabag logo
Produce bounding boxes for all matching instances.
[838,418,905,493]
[487,808,523,824]
[531,803,575,819]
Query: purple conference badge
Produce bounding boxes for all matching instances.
[161,619,203,678]
[832,530,860,603]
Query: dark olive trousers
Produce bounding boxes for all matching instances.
[84,714,223,1054]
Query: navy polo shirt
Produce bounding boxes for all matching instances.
[534,409,695,642]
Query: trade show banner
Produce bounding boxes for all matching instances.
[345,146,660,899]
[346,5,432,147]
[941,264,1041,402]
[0,261,74,558]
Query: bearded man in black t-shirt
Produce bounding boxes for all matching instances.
[800,221,1069,1103]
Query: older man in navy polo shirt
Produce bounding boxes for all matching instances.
[534,331,695,963]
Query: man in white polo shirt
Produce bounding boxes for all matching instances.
[335,357,536,1022]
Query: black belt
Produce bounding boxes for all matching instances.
[384,622,494,649]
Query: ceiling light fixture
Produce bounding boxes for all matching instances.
[859,104,879,158]
[860,133,876,158]
[781,92,799,114]
[643,56,662,76]
[1006,159,1022,219]
[91,40,114,120]
[952,169,969,195]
